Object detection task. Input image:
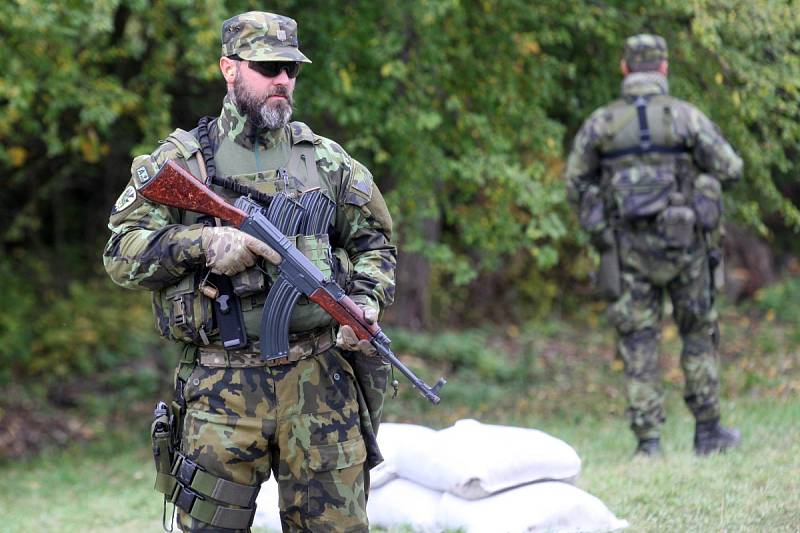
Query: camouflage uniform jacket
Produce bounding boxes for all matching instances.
[103,95,397,343]
[565,72,743,233]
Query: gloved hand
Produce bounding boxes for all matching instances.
[201,226,280,276]
[336,306,378,357]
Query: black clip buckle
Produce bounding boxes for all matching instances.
[175,454,204,487]
[174,485,202,513]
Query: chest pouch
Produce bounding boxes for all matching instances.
[296,234,334,279]
[231,268,266,298]
[657,192,696,249]
[610,161,677,220]
[153,272,214,344]
[693,173,723,231]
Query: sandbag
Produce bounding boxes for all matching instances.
[395,419,581,499]
[371,422,438,488]
[367,478,442,533]
[252,475,281,531]
[437,481,629,533]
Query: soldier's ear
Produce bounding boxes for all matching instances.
[220,56,238,83]
[620,59,630,76]
[658,60,669,76]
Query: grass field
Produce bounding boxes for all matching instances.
[1,304,798,532]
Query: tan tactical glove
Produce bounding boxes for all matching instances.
[201,226,281,276]
[336,306,378,356]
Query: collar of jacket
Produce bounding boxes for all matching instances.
[621,72,669,98]
[216,93,288,150]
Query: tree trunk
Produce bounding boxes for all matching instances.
[723,221,777,301]
[385,218,440,329]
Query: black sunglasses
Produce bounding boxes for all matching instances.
[247,61,301,79]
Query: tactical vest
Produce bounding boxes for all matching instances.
[598,94,692,222]
[153,122,345,346]
[590,94,729,251]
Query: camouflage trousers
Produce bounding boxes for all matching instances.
[609,231,721,440]
[177,348,371,532]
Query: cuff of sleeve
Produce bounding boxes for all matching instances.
[172,223,207,264]
[349,294,381,315]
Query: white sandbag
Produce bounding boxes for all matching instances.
[395,419,581,499]
[371,422,438,489]
[367,478,443,533]
[437,481,629,533]
[252,475,282,532]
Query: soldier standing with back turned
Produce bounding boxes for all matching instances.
[565,35,742,457]
[104,11,396,532]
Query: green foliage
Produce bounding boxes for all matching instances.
[1,0,798,322]
[0,253,162,388]
[750,275,800,324]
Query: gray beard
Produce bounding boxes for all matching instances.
[231,75,293,131]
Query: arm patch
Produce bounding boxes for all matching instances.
[344,160,374,206]
[131,154,160,189]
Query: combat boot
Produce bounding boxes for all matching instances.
[633,438,661,458]
[694,419,741,455]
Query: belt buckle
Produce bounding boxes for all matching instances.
[174,485,203,513]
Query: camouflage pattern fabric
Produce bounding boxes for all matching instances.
[178,348,368,532]
[610,231,721,439]
[221,11,311,63]
[623,34,668,72]
[564,68,742,441]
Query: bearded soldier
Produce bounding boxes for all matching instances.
[565,34,742,457]
[104,11,396,532]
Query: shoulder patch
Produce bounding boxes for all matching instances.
[113,185,138,213]
[344,160,374,206]
[131,154,160,188]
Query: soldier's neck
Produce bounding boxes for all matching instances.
[622,72,669,98]
[217,94,288,150]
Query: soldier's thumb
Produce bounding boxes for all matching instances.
[243,235,282,265]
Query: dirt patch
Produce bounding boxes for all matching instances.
[0,403,93,459]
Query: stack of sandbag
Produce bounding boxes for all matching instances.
[367,419,629,533]
[252,475,281,532]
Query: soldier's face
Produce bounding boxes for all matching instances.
[232,60,296,130]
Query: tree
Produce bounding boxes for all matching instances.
[1,0,797,326]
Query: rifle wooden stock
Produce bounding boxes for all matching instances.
[139,160,248,227]
[308,289,381,338]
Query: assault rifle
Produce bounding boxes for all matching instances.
[139,160,445,404]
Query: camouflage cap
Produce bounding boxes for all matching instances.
[221,11,311,63]
[623,34,668,72]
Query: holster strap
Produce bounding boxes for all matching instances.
[170,482,255,530]
[154,453,258,530]
[171,453,259,507]
[198,328,335,368]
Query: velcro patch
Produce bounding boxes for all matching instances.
[136,166,151,184]
[131,154,159,188]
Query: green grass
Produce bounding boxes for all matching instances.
[1,306,799,532]
[1,395,797,532]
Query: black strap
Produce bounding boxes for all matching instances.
[602,144,688,160]
[194,116,275,206]
[635,96,651,150]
